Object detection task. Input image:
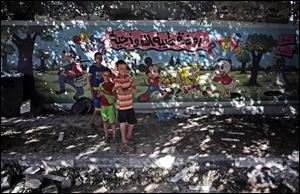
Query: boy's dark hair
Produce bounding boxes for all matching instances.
[94,52,102,58]
[103,67,112,74]
[116,60,127,68]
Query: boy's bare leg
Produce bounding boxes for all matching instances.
[120,122,127,144]
[127,124,134,140]
[90,110,97,125]
[103,122,109,137]
[111,123,116,139]
[90,109,102,126]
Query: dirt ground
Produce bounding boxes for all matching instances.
[1,112,299,193]
[1,113,299,158]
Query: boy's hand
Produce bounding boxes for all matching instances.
[97,91,104,97]
[91,89,98,98]
[128,87,136,94]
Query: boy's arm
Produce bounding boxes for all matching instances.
[87,74,95,97]
[104,93,116,99]
[102,88,116,99]
[114,80,133,95]
[116,87,132,95]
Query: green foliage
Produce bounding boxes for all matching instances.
[1,24,62,41]
[1,43,15,55]
[34,48,50,59]
[235,50,251,63]
[246,34,277,53]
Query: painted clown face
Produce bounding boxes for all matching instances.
[214,59,231,75]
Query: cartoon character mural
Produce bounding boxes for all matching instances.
[265,57,297,95]
[211,58,238,98]
[137,57,174,102]
[1,21,298,107]
[55,50,86,101]
[175,65,201,97]
[72,31,99,53]
[216,33,242,57]
[160,72,177,89]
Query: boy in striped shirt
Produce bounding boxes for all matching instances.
[114,60,137,146]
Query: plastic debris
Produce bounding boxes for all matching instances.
[57,132,64,142]
[227,131,245,135]
[221,138,240,142]
[170,167,189,183]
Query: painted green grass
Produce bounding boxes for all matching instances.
[34,70,299,103]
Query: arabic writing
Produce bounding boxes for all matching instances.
[101,29,215,54]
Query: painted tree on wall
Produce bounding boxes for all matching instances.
[235,50,251,74]
[1,25,61,76]
[245,34,277,86]
[168,55,175,68]
[1,43,15,72]
[34,49,50,73]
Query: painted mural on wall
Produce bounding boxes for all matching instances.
[1,20,299,105]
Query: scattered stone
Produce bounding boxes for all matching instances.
[23,166,41,175]
[287,151,299,162]
[25,174,43,189]
[75,177,83,187]
[145,183,159,192]
[61,177,72,189]
[1,175,11,190]
[1,169,9,177]
[44,174,66,182]
[95,186,108,193]
[42,184,59,193]
[11,181,25,193]
[172,184,180,192]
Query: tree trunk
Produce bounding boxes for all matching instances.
[11,33,37,106]
[40,58,46,72]
[240,61,246,74]
[247,51,263,86]
[1,54,9,72]
[12,33,37,76]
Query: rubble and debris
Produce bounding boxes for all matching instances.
[23,166,41,175]
[44,174,66,182]
[25,174,43,189]
[1,175,11,190]
[41,184,59,193]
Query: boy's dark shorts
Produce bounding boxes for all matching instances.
[118,108,137,124]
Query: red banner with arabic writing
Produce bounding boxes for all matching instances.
[101,29,215,56]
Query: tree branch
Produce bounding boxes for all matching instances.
[32,32,38,41]
[11,34,21,46]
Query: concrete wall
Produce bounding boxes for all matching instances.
[1,20,299,114]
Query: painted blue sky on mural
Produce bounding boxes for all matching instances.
[3,20,299,69]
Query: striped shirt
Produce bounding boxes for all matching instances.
[113,74,134,110]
